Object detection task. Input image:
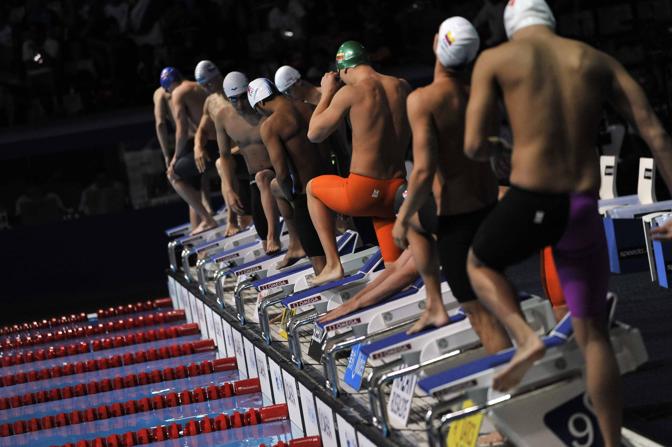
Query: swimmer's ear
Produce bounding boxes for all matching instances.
[433,34,439,53]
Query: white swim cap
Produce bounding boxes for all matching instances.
[504,0,556,39]
[247,78,278,108]
[274,65,301,93]
[223,71,249,98]
[194,60,221,85]
[436,17,480,68]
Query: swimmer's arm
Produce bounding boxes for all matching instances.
[465,51,500,162]
[397,91,438,225]
[194,101,213,172]
[153,90,171,164]
[308,83,351,143]
[607,55,672,192]
[216,124,238,194]
[171,89,190,161]
[261,120,293,201]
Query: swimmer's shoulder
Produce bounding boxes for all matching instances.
[407,85,439,117]
[153,87,167,103]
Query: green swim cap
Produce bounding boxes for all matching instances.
[335,41,369,71]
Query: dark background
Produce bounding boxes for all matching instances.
[0,1,671,441]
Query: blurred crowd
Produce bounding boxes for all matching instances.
[0,0,496,128]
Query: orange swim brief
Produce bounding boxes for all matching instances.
[540,246,567,309]
[309,173,406,263]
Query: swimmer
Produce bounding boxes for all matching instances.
[307,41,411,285]
[249,78,331,270]
[192,60,252,237]
[216,71,281,254]
[391,18,511,353]
[276,65,352,176]
[275,65,321,106]
[465,1,672,444]
[158,67,217,234]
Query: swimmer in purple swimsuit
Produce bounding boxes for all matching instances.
[464,1,672,446]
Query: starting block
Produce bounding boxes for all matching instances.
[652,214,672,287]
[256,247,381,343]
[604,158,672,273]
[168,224,256,273]
[231,232,361,328]
[164,207,228,239]
[421,296,648,447]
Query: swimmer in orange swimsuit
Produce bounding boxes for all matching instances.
[307,41,412,285]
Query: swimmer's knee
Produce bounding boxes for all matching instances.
[255,169,274,186]
[572,316,610,347]
[215,157,224,174]
[467,249,483,270]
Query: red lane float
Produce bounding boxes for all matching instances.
[0,298,173,337]
[0,310,185,352]
[0,378,261,437]
[0,339,215,391]
[0,357,236,411]
[0,323,200,368]
[42,403,288,446]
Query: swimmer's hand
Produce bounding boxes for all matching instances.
[194,145,210,174]
[166,157,177,181]
[320,72,343,97]
[224,189,245,215]
[231,146,240,155]
[392,218,410,250]
[651,220,672,241]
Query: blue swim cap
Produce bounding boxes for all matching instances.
[160,67,182,91]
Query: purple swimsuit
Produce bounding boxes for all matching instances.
[553,192,609,318]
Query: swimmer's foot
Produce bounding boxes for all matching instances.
[276,248,305,269]
[191,218,218,235]
[308,263,344,287]
[493,335,545,392]
[407,308,450,335]
[239,215,253,229]
[265,238,282,255]
[318,299,359,324]
[225,222,242,237]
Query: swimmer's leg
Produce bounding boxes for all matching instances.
[255,170,281,254]
[306,178,344,284]
[467,250,543,391]
[271,179,305,268]
[573,316,622,447]
[406,224,449,334]
[171,178,217,234]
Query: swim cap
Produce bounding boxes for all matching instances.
[436,17,480,68]
[159,67,182,91]
[335,41,369,71]
[274,65,301,93]
[504,0,556,39]
[247,78,278,108]
[194,60,221,85]
[223,71,249,98]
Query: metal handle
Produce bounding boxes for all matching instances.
[287,308,319,368]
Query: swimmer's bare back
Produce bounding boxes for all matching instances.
[468,26,625,194]
[265,98,327,193]
[342,72,411,179]
[410,76,498,216]
[171,80,208,135]
[217,102,273,175]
